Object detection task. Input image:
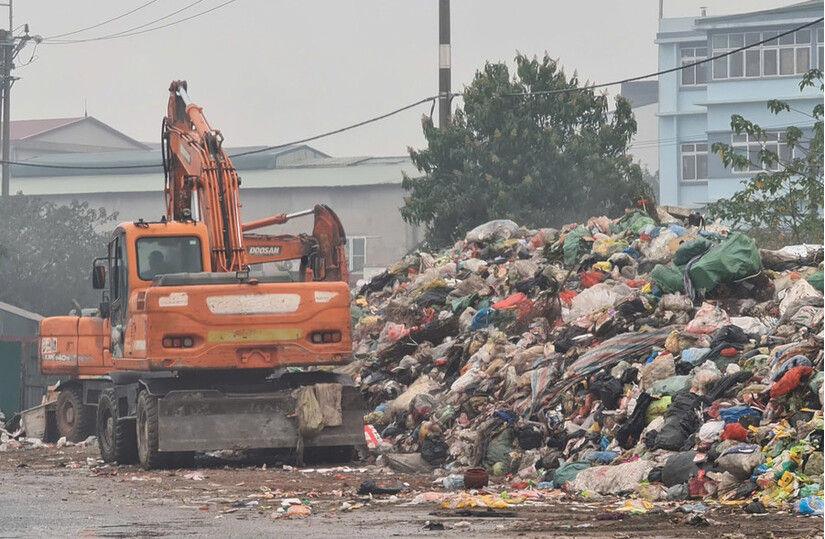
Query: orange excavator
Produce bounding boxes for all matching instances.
[39,81,364,468]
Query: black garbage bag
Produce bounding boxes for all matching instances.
[589,371,623,410]
[643,430,658,449]
[654,390,707,451]
[662,450,699,487]
[420,438,449,465]
[710,325,750,348]
[381,425,405,439]
[357,480,402,495]
[743,500,767,514]
[617,298,647,317]
[706,370,753,401]
[553,326,590,354]
[615,391,655,449]
[515,423,544,450]
[415,287,451,307]
[675,361,694,375]
[363,271,396,293]
[734,481,758,500]
[620,367,639,385]
[648,466,664,484]
[515,273,554,294]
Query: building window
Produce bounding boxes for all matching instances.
[681,143,708,182]
[732,132,790,173]
[712,29,813,80]
[681,46,708,86]
[818,27,823,71]
[348,237,366,273]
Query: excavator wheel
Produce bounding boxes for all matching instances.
[136,391,172,470]
[56,386,95,443]
[96,389,137,465]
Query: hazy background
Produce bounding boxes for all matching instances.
[12,0,802,157]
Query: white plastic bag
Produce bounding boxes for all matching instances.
[685,302,730,334]
[569,459,655,495]
[564,283,634,322]
[466,220,520,243]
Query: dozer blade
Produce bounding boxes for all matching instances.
[156,384,364,452]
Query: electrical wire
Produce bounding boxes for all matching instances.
[44,0,162,40]
[503,18,824,98]
[16,40,40,68]
[0,95,440,170]
[4,18,822,170]
[42,0,229,45]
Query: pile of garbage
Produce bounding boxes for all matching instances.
[347,206,824,515]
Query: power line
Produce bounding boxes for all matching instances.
[44,0,161,40]
[229,96,439,158]
[42,0,235,45]
[503,18,824,98]
[0,95,440,170]
[4,18,822,170]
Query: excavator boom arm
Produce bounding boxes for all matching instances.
[163,80,246,272]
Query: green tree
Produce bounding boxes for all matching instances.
[708,70,823,247]
[0,195,116,316]
[401,53,651,247]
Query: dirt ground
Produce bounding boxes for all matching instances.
[0,443,822,538]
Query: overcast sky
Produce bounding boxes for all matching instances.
[12,0,802,157]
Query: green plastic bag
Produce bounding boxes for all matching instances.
[688,233,762,293]
[483,426,515,472]
[629,216,656,235]
[807,271,824,292]
[651,264,686,293]
[646,395,672,424]
[563,226,591,266]
[552,461,591,489]
[651,376,692,397]
[673,237,713,266]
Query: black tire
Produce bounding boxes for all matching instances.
[136,391,171,470]
[96,389,138,465]
[56,386,95,443]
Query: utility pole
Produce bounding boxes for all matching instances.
[438,0,451,129]
[1,28,12,197]
[0,0,37,198]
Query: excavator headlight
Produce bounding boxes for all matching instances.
[182,337,194,348]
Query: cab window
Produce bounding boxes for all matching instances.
[136,236,202,281]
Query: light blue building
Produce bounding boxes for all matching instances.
[656,1,823,208]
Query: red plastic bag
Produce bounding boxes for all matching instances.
[720,423,748,442]
[770,366,814,398]
[493,292,527,310]
[559,290,578,306]
[688,472,717,499]
[581,270,606,288]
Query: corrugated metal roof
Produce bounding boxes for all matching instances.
[10,144,327,177]
[10,117,84,140]
[10,156,420,194]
